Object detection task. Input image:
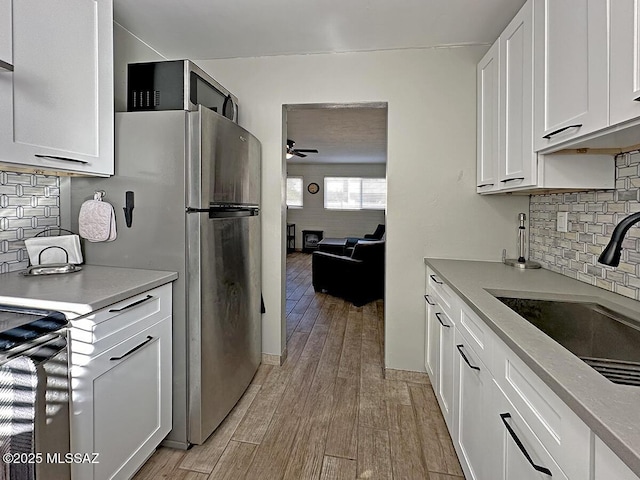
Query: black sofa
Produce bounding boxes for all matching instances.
[312,240,384,306]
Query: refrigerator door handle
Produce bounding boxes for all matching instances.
[187,206,259,218]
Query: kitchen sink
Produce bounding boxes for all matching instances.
[496,296,640,387]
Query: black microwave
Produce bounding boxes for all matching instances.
[127,60,238,122]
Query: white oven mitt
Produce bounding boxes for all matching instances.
[78,192,117,242]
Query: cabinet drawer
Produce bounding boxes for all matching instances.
[493,340,591,480]
[427,268,457,320]
[457,302,495,374]
[71,283,171,353]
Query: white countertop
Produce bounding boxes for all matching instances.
[424,258,640,476]
[0,265,178,319]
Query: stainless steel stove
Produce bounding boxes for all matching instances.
[0,305,70,480]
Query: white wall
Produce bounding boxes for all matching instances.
[113,22,166,112]
[198,48,529,371]
[287,163,386,249]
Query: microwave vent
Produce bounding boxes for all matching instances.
[131,90,160,109]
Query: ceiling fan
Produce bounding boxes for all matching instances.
[286,139,318,158]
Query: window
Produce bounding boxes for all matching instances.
[324,177,387,210]
[286,177,303,208]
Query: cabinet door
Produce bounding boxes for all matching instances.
[533,0,608,151]
[610,0,640,125]
[477,41,500,193]
[594,437,640,480]
[499,0,536,189]
[489,381,568,480]
[424,294,439,382]
[0,0,11,68]
[436,309,455,430]
[71,317,172,480]
[0,0,113,176]
[454,331,491,480]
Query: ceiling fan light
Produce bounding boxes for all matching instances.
[286,152,293,159]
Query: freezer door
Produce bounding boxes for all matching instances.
[188,105,261,209]
[187,212,261,444]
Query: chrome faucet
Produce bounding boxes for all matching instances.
[598,211,640,267]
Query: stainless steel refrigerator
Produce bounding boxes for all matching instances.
[70,106,262,448]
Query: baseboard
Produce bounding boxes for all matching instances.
[384,368,430,385]
[262,346,288,366]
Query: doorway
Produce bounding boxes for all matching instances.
[283,102,388,346]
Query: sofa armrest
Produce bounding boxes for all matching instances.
[312,251,363,265]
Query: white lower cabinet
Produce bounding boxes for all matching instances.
[454,329,492,480]
[423,265,640,480]
[594,437,639,480]
[436,308,456,430]
[70,284,173,480]
[424,294,439,381]
[489,380,567,480]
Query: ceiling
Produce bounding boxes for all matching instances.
[113,0,525,165]
[286,104,388,165]
[113,0,526,60]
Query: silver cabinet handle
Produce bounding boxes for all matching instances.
[424,294,435,306]
[35,154,89,165]
[108,295,154,313]
[0,60,13,72]
[429,274,443,285]
[109,336,154,361]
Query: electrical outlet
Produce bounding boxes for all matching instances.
[557,211,568,232]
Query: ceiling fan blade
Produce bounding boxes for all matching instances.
[294,149,318,153]
[294,151,307,158]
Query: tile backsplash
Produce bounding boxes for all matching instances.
[0,171,61,273]
[529,152,640,301]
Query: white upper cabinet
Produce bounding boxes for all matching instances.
[533,0,609,151]
[0,0,114,176]
[476,41,500,193]
[610,0,640,126]
[499,0,535,188]
[0,0,11,70]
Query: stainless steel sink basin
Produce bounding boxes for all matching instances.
[496,297,640,386]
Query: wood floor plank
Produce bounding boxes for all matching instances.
[409,383,464,476]
[232,332,308,444]
[231,368,289,444]
[132,447,187,479]
[276,354,320,417]
[282,415,329,480]
[359,363,387,430]
[295,295,326,333]
[384,378,412,405]
[319,455,357,480]
[357,427,393,479]
[325,376,359,460]
[206,440,257,480]
[287,312,303,339]
[250,363,273,386]
[243,412,301,480]
[178,384,260,473]
[337,306,363,379]
[428,473,465,480]
[292,293,314,315]
[387,403,429,480]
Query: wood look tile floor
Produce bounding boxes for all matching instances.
[133,252,464,480]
